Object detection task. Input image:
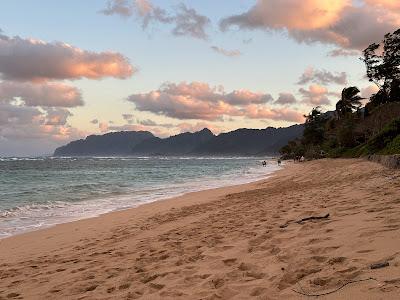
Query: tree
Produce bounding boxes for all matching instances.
[362,28,400,104]
[302,107,328,145]
[336,87,364,119]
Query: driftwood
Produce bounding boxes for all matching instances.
[280,213,330,228]
[292,277,377,297]
[370,261,389,269]
[296,213,330,224]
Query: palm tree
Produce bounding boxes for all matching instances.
[336,87,364,119]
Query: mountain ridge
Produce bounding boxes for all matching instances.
[54,125,304,156]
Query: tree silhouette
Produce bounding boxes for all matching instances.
[362,28,400,104]
[303,107,327,145]
[336,87,364,119]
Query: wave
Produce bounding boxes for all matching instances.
[0,159,281,238]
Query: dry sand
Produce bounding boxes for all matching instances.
[0,159,399,300]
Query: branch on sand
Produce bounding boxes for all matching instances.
[292,277,377,297]
[280,213,330,228]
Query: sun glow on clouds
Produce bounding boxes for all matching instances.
[0,30,135,149]
[220,0,349,31]
[220,0,400,51]
[0,34,134,81]
[127,82,304,123]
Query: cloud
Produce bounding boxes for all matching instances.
[127,81,302,123]
[0,102,83,143]
[220,0,349,31]
[177,122,222,135]
[364,0,400,11]
[100,0,134,17]
[172,4,210,40]
[361,85,379,99]
[327,48,361,57]
[275,93,297,105]
[211,46,242,57]
[101,1,210,40]
[138,118,157,126]
[297,67,347,85]
[224,90,272,105]
[0,32,134,81]
[44,108,72,125]
[0,81,83,107]
[220,0,400,51]
[289,4,400,50]
[299,85,337,106]
[244,105,305,122]
[98,120,171,137]
[122,113,135,124]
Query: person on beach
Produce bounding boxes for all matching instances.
[278,159,281,166]
[262,161,267,167]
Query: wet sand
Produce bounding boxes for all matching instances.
[0,159,399,299]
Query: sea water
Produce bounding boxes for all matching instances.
[0,157,280,238]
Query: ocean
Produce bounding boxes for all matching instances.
[0,157,280,238]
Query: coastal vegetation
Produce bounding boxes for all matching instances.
[280,29,400,159]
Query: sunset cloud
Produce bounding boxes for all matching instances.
[220,0,400,51]
[244,105,304,122]
[297,67,347,85]
[220,0,349,31]
[0,81,83,107]
[127,82,302,123]
[0,33,134,81]
[299,85,337,106]
[0,102,82,142]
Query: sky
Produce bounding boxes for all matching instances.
[0,0,399,156]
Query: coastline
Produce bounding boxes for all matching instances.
[0,156,279,239]
[1,159,399,299]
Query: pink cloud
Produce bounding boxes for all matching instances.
[0,81,83,107]
[127,82,300,122]
[0,102,84,142]
[220,0,400,51]
[0,33,134,81]
[299,85,337,106]
[244,105,305,123]
[220,0,349,31]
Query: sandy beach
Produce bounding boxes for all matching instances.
[0,159,399,299]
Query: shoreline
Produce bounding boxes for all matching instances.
[0,158,284,240]
[0,162,282,240]
[1,159,399,299]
